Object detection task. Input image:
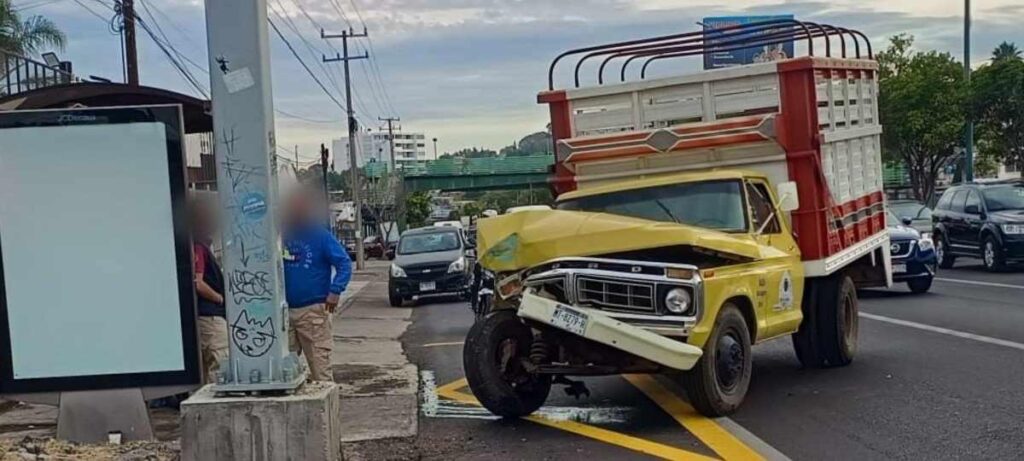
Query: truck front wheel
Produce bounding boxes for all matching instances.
[463,310,551,418]
[680,303,752,417]
[792,275,858,368]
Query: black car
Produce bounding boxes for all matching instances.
[887,211,937,293]
[388,226,473,306]
[932,181,1024,271]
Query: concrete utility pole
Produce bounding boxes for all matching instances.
[322,28,368,270]
[379,116,400,170]
[203,0,303,390]
[963,0,974,182]
[378,116,404,234]
[432,137,438,160]
[120,0,139,85]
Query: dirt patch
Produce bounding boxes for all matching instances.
[0,436,178,461]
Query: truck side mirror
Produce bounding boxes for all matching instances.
[776,182,800,212]
[900,216,913,226]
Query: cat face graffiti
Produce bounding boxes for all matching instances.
[230,310,276,357]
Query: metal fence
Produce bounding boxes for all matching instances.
[1,49,79,97]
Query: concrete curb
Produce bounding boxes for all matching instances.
[331,275,419,459]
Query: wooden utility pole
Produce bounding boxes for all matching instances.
[322,28,369,270]
[121,0,139,85]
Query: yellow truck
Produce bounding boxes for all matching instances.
[465,20,892,417]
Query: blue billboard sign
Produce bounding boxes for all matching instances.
[702,15,796,70]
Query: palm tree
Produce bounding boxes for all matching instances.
[0,0,66,56]
[992,41,1022,63]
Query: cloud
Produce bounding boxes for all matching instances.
[25,0,1024,158]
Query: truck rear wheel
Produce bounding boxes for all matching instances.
[463,310,551,418]
[680,303,752,417]
[792,275,858,368]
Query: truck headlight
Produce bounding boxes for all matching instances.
[1003,224,1024,235]
[917,237,934,251]
[664,288,691,314]
[390,264,406,278]
[448,256,466,273]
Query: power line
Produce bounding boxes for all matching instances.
[13,0,65,11]
[270,0,377,127]
[276,108,341,124]
[268,17,346,111]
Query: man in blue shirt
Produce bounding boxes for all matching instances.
[282,188,352,382]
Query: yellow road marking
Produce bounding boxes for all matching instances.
[420,341,465,348]
[435,378,717,461]
[623,375,765,461]
[435,377,469,396]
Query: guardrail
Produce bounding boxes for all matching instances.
[1,49,79,96]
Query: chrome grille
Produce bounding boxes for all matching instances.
[576,276,655,312]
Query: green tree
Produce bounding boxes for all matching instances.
[461,201,483,218]
[992,41,1022,63]
[515,131,552,155]
[327,170,346,191]
[449,147,497,159]
[405,191,432,228]
[972,54,1024,177]
[0,0,65,55]
[877,35,967,203]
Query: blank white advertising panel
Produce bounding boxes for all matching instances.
[0,106,199,392]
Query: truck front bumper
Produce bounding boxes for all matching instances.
[516,291,703,371]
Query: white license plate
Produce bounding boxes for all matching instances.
[551,305,589,335]
[419,281,436,292]
[892,263,907,274]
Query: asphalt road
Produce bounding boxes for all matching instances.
[404,259,1024,461]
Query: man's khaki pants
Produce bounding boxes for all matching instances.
[288,304,333,382]
[198,316,229,384]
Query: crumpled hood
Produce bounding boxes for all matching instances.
[476,210,764,272]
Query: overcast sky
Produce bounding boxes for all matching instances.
[20,0,1024,164]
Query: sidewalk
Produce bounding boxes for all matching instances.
[0,259,416,460]
[332,260,420,460]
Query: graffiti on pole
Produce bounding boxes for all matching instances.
[229,309,276,357]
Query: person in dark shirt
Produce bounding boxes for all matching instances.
[282,187,351,382]
[191,196,227,384]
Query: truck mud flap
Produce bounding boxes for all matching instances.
[517,292,703,371]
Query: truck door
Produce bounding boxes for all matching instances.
[745,180,802,338]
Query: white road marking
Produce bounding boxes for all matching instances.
[420,370,440,417]
[861,312,1024,352]
[420,370,633,424]
[934,277,1024,290]
[419,341,465,348]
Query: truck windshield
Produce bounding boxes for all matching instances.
[556,180,747,232]
[982,184,1024,211]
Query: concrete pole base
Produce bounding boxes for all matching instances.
[181,382,342,461]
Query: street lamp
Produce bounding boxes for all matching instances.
[432,137,438,160]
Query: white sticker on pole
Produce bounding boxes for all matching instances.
[224,67,255,93]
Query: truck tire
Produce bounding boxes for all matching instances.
[792,275,858,368]
[680,303,752,417]
[463,310,551,418]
